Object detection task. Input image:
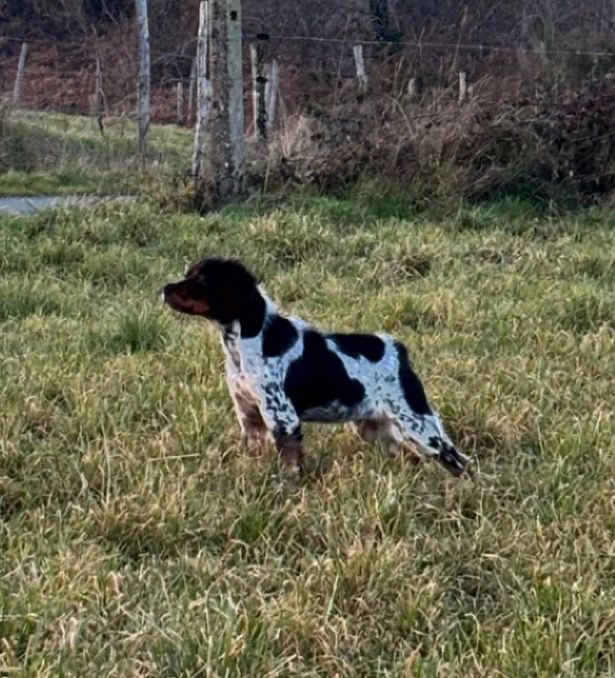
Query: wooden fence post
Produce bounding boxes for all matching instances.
[265,58,279,132]
[194,0,245,205]
[135,0,151,167]
[94,56,107,136]
[250,34,268,141]
[353,44,368,94]
[250,44,257,135]
[176,81,184,124]
[458,70,468,104]
[192,0,211,181]
[12,42,28,105]
[187,57,197,124]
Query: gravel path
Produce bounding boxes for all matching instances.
[0,195,131,216]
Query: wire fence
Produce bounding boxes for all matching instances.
[3,29,613,127]
[2,8,615,207]
[2,15,615,177]
[5,30,615,58]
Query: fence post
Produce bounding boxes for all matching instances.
[12,42,28,105]
[265,58,279,132]
[187,57,197,124]
[194,0,245,206]
[94,56,107,136]
[192,0,211,181]
[458,70,468,104]
[353,44,368,94]
[176,81,184,124]
[250,34,268,141]
[135,0,151,168]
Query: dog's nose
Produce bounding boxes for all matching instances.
[161,283,173,300]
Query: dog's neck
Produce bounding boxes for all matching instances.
[259,286,279,318]
[221,287,280,347]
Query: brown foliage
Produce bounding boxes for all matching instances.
[267,76,615,202]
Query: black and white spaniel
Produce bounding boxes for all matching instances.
[163,257,472,478]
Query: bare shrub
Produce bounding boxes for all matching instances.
[266,76,615,204]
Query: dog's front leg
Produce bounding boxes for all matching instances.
[232,391,270,454]
[258,385,304,476]
[225,368,270,454]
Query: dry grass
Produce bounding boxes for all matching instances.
[1,195,614,675]
[269,77,615,207]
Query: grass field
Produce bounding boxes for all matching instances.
[1,193,614,676]
[0,110,192,197]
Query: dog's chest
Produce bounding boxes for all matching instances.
[222,330,262,406]
[228,368,261,404]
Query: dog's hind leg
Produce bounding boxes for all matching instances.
[384,341,472,477]
[353,419,422,464]
[393,408,472,477]
[273,426,304,477]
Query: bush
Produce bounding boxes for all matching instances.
[267,77,615,206]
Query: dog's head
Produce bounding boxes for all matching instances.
[163,258,260,326]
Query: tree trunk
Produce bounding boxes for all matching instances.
[176,81,184,124]
[458,70,468,105]
[369,0,390,43]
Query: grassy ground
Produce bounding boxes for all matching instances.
[1,194,614,676]
[0,110,192,196]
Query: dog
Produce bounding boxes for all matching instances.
[163,257,472,478]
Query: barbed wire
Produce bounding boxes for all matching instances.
[264,34,615,59]
[4,32,615,60]
[4,21,615,126]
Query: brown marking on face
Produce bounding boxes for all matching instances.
[163,277,211,317]
[164,258,263,330]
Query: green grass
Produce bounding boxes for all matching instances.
[0,110,192,196]
[1,195,614,676]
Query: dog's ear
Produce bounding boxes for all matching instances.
[229,258,258,283]
[244,263,262,285]
[218,264,259,310]
[222,260,260,299]
[192,259,260,325]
